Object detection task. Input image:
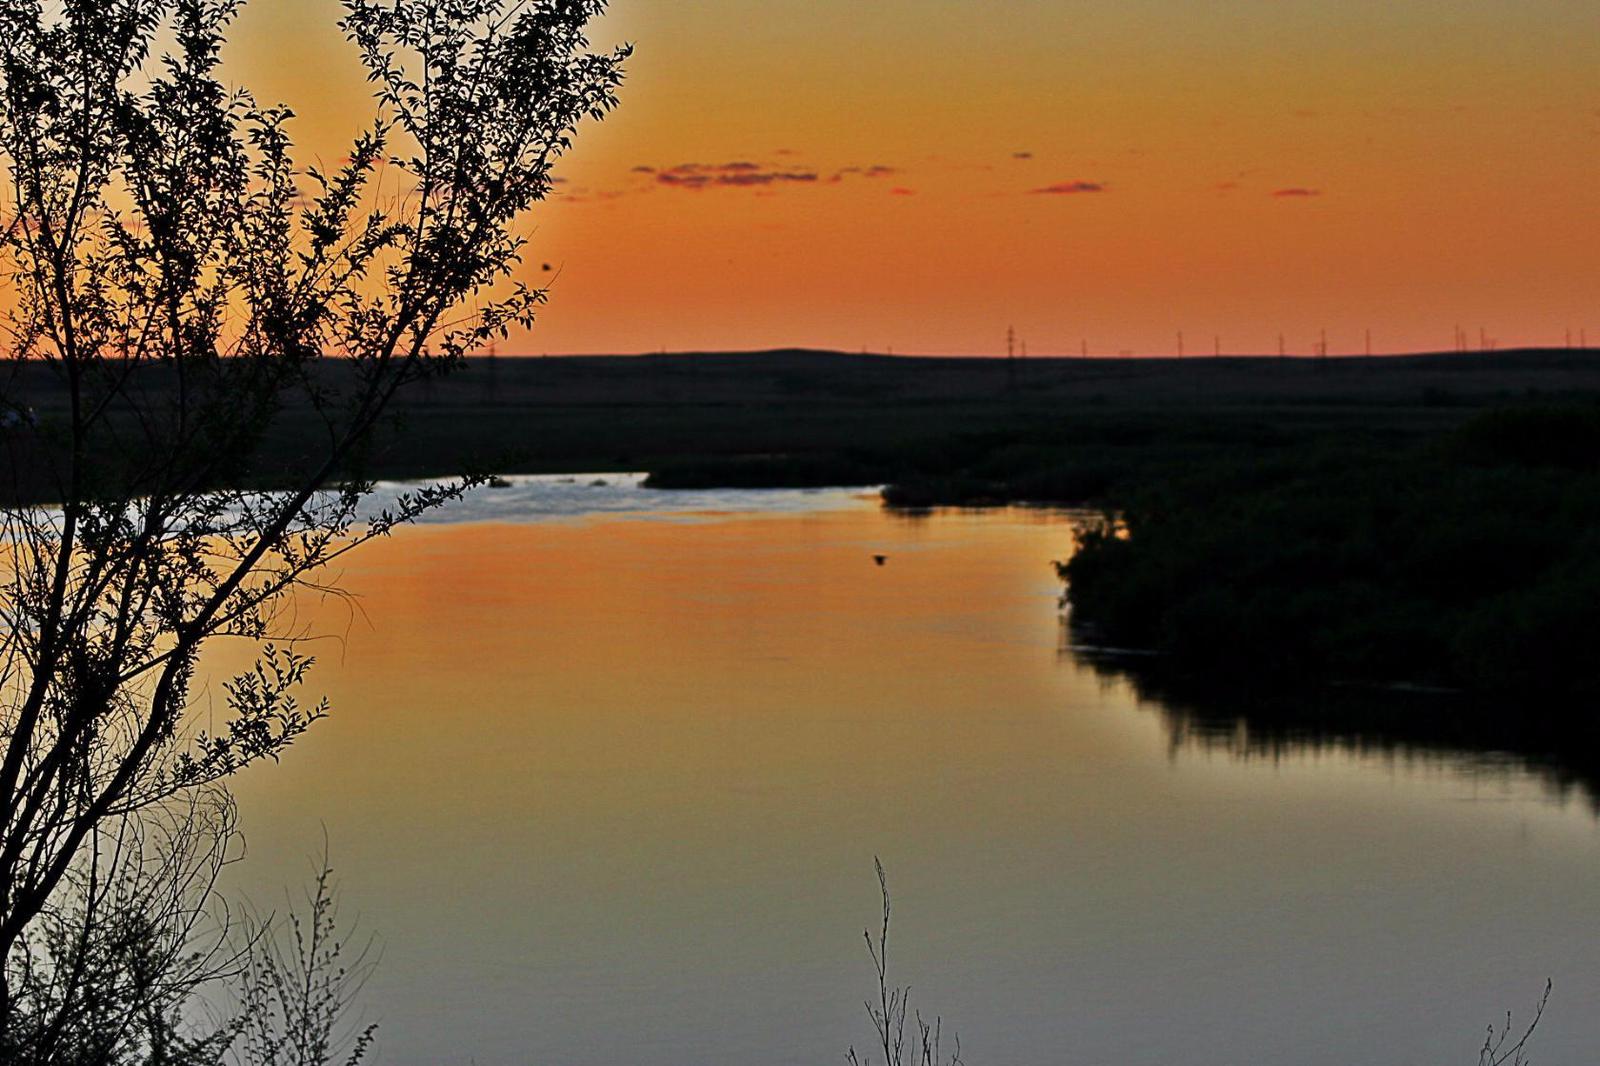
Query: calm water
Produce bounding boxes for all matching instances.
[218,478,1600,1065]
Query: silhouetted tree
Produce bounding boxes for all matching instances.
[0,0,626,1056]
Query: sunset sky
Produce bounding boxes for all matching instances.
[229,0,1600,356]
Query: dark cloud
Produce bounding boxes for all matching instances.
[638,158,901,193]
[1272,187,1322,197]
[1012,151,1033,160]
[1029,181,1106,195]
[831,164,900,181]
[661,162,769,176]
[645,158,913,191]
[717,171,819,186]
[655,172,710,188]
[656,164,819,189]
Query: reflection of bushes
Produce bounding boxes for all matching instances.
[1064,405,1600,698]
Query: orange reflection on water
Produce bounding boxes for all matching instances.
[211,506,1600,1066]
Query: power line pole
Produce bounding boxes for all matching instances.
[1006,325,1017,391]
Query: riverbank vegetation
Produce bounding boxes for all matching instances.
[1062,404,1600,700]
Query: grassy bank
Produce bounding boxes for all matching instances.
[9,347,1599,502]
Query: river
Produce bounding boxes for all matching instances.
[219,475,1600,1065]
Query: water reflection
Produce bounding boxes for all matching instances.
[1067,640,1600,813]
[215,501,1600,1066]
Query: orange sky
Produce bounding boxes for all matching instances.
[224,1,1600,355]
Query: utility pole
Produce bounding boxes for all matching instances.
[1006,325,1017,392]
[1081,338,1088,359]
[1213,335,1221,358]
[484,339,499,402]
[1319,328,1328,360]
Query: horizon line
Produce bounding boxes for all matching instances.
[474,344,1599,361]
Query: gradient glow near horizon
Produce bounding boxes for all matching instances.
[229,0,1600,356]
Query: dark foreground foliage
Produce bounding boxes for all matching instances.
[0,0,626,1055]
[1063,404,1600,700]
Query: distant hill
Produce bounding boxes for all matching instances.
[389,346,1600,410]
[7,347,1600,495]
